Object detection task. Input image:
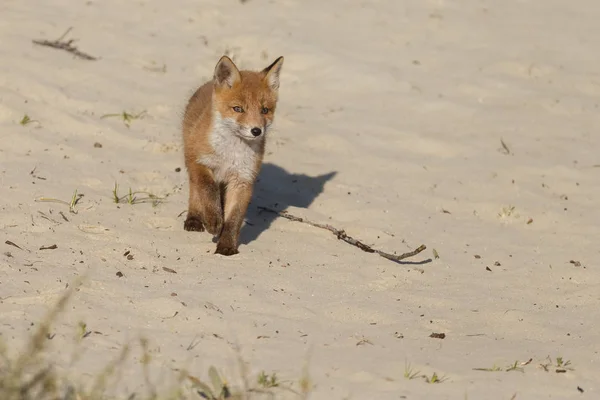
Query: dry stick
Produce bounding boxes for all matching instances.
[32,27,97,61]
[257,206,427,269]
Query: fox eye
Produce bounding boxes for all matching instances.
[261,107,269,114]
[233,106,244,113]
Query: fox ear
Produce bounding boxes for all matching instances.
[262,56,284,90]
[214,56,241,88]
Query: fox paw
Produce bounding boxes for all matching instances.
[203,213,223,236]
[215,244,239,256]
[184,216,205,232]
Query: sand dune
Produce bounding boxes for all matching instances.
[1,0,599,398]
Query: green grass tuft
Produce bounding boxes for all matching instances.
[113,183,165,207]
[100,110,146,128]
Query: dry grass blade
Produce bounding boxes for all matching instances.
[13,280,81,372]
[35,189,83,214]
[189,374,217,398]
[88,344,131,398]
[0,276,307,399]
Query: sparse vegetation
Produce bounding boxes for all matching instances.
[113,182,165,206]
[257,371,279,388]
[498,205,517,219]
[475,357,576,375]
[423,372,446,384]
[0,279,311,399]
[100,110,147,128]
[539,356,574,373]
[20,114,38,126]
[403,362,446,384]
[403,362,420,380]
[474,358,533,373]
[35,189,83,214]
[473,364,503,372]
[504,361,525,373]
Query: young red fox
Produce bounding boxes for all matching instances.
[182,55,284,255]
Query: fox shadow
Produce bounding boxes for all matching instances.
[239,163,336,245]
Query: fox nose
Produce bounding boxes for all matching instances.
[250,127,262,137]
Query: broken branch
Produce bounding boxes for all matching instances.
[257,206,427,269]
[32,27,97,61]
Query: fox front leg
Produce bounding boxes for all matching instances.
[215,181,253,256]
[184,163,223,235]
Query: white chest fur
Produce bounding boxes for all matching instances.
[197,113,261,183]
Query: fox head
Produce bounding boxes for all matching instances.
[212,55,284,141]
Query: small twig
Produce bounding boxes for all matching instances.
[377,245,427,263]
[56,27,73,42]
[5,240,24,250]
[257,206,427,269]
[500,138,511,155]
[32,27,97,61]
[37,211,60,224]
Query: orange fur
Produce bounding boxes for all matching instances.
[182,55,284,255]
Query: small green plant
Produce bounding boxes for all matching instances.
[555,357,571,369]
[505,360,524,373]
[257,371,280,388]
[20,114,38,126]
[35,189,83,213]
[539,356,574,372]
[77,321,91,339]
[404,362,445,384]
[113,182,165,206]
[498,205,517,219]
[404,362,421,380]
[423,372,445,384]
[101,110,146,127]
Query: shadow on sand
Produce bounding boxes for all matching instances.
[239,163,336,245]
[239,163,431,266]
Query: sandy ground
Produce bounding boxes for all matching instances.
[1,0,600,398]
